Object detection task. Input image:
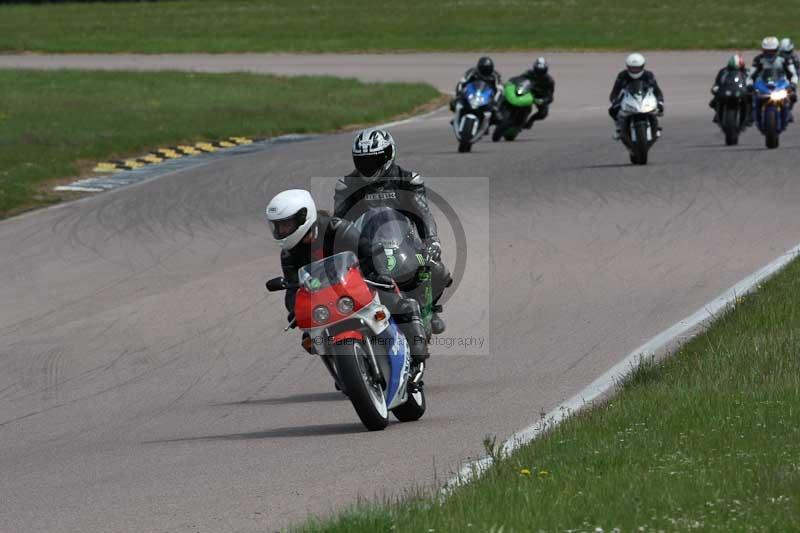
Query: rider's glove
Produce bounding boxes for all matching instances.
[424,238,442,263]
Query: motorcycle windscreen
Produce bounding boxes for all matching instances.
[504,77,534,107]
[354,208,423,287]
[298,251,359,292]
[759,66,787,84]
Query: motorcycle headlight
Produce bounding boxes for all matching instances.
[336,296,355,315]
[312,305,330,324]
[467,94,482,108]
[771,89,788,101]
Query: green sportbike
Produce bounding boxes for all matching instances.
[492,76,542,142]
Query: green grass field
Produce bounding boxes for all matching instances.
[2,1,799,53]
[0,70,440,218]
[301,258,800,531]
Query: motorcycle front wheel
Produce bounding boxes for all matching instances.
[392,385,426,422]
[765,107,780,149]
[631,121,649,165]
[335,339,388,431]
[723,107,739,146]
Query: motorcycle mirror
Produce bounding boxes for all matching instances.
[266,277,288,292]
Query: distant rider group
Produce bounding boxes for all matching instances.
[450,34,798,156]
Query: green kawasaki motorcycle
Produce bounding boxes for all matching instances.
[492,76,540,142]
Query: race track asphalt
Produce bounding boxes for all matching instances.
[2,53,800,531]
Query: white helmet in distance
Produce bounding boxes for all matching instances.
[762,36,780,57]
[266,189,317,250]
[351,128,396,181]
[780,37,794,53]
[625,53,646,79]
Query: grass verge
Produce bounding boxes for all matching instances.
[0,70,441,218]
[301,257,800,531]
[2,1,799,53]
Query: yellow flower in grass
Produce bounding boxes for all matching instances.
[538,469,550,478]
[520,468,532,476]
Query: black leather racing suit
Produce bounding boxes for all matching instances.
[780,51,800,70]
[519,70,555,125]
[280,211,429,362]
[334,164,453,313]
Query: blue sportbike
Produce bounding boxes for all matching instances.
[752,67,794,149]
[451,80,496,153]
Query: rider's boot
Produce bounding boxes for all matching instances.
[523,115,536,129]
[431,313,446,335]
[492,125,503,142]
[613,128,621,141]
[396,298,430,364]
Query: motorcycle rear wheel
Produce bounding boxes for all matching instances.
[335,340,388,431]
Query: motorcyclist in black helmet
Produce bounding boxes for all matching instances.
[267,188,430,365]
[334,128,452,337]
[518,57,555,129]
[450,56,503,113]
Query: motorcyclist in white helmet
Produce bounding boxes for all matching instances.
[266,189,430,365]
[608,53,665,139]
[749,37,798,120]
[779,38,800,71]
[749,36,798,86]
